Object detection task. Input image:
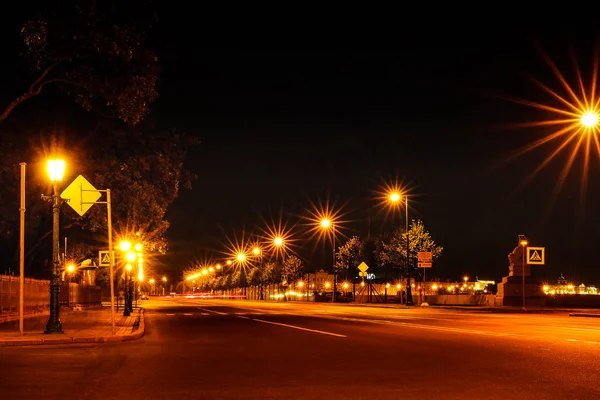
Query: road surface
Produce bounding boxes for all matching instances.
[1,298,599,400]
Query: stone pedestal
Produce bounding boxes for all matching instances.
[495,245,546,307]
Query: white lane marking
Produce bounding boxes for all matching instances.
[567,339,580,342]
[197,307,228,316]
[183,313,193,316]
[166,313,175,316]
[238,316,346,338]
[201,313,210,315]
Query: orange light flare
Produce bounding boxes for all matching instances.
[221,233,253,273]
[259,214,297,258]
[373,180,411,222]
[498,47,600,205]
[304,198,349,243]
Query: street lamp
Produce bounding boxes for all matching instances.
[43,159,65,334]
[519,235,528,311]
[397,192,413,306]
[320,218,337,302]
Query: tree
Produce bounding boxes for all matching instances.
[376,220,443,303]
[282,255,303,284]
[335,236,363,280]
[0,126,198,278]
[1,0,159,126]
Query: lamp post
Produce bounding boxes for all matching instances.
[404,194,413,306]
[44,159,65,334]
[518,235,528,311]
[319,218,337,302]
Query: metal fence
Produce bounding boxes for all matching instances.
[0,275,49,316]
[0,275,102,318]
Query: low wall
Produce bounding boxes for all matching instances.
[425,294,496,306]
[546,294,600,308]
[0,275,101,320]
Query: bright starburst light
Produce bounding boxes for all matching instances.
[259,213,296,259]
[503,47,600,205]
[304,197,348,242]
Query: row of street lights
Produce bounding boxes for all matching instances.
[184,188,414,304]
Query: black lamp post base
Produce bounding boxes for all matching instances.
[44,319,63,334]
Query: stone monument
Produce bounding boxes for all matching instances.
[495,245,546,307]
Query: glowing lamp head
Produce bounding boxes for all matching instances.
[581,111,598,128]
[134,243,143,252]
[126,251,136,262]
[520,240,528,246]
[125,264,133,271]
[47,159,65,182]
[253,247,261,255]
[226,260,232,265]
[389,192,401,203]
[273,236,284,247]
[320,218,331,229]
[236,253,246,262]
[216,264,221,270]
[119,241,131,252]
[66,264,75,273]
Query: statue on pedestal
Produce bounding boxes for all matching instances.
[495,237,545,307]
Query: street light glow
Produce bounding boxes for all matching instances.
[119,241,131,252]
[47,159,65,182]
[236,252,246,262]
[273,236,283,246]
[320,218,331,229]
[581,111,598,127]
[389,192,401,203]
[253,247,261,255]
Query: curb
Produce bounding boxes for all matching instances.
[569,313,600,318]
[0,309,145,347]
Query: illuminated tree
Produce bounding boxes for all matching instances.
[335,236,364,280]
[376,220,443,276]
[282,255,303,283]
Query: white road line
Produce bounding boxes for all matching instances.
[567,339,580,342]
[239,316,346,338]
[166,313,175,316]
[183,313,193,316]
[201,313,210,315]
[197,307,228,316]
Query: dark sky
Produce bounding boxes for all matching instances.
[2,5,600,285]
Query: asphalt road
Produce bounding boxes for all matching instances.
[1,298,600,400]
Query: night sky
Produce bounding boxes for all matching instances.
[2,6,600,284]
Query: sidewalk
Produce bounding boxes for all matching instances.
[0,306,144,346]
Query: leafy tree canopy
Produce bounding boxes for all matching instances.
[0,0,159,126]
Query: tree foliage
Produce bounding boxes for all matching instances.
[335,236,363,279]
[1,0,159,126]
[376,219,443,275]
[0,126,198,278]
[282,255,303,283]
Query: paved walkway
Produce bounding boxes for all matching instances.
[0,306,144,346]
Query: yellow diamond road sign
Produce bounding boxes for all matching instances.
[357,262,369,272]
[60,175,101,216]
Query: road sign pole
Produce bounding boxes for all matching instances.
[107,189,116,335]
[19,162,26,336]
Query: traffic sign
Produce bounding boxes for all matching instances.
[526,247,545,265]
[418,262,432,268]
[61,175,101,216]
[357,262,369,272]
[418,252,432,262]
[98,250,112,266]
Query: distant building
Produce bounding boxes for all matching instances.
[542,274,598,295]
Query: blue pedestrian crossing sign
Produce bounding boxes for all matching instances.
[526,247,545,265]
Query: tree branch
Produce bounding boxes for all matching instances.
[0,60,63,123]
